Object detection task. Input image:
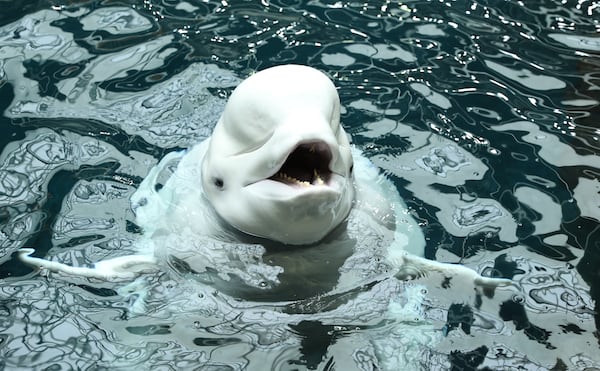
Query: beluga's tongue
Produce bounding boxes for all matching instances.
[200,65,355,245]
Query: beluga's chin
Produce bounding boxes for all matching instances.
[201,65,354,245]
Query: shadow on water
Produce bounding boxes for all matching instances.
[167,223,361,303]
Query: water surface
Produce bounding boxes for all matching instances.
[0,1,599,370]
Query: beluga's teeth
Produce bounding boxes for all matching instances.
[313,169,324,185]
[268,140,334,188]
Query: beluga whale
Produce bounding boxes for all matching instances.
[19,64,510,300]
[200,64,354,245]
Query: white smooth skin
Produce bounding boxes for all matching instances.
[201,65,354,245]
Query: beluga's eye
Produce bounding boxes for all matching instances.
[214,178,224,189]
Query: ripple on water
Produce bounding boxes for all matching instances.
[0,1,599,370]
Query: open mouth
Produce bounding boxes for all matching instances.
[269,141,333,187]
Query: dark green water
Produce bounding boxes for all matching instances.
[0,1,598,370]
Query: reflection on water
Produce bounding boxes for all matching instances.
[1,1,599,370]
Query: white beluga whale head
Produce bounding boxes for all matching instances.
[201,65,354,245]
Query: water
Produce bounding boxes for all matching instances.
[0,1,599,370]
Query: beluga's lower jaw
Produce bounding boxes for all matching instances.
[201,64,355,245]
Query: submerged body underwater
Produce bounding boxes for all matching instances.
[0,1,599,370]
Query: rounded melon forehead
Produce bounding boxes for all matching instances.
[220,65,341,154]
